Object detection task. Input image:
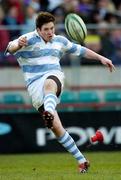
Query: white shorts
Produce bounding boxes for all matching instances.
[27,70,65,110]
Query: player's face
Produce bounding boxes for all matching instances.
[37,22,55,42]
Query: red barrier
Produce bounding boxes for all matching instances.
[0,84,121,91]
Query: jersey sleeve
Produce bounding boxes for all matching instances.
[62,36,86,57]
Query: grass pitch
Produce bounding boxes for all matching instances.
[0,152,121,180]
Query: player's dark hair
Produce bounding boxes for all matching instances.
[36,12,55,29]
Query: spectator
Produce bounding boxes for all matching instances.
[1,0,25,24]
[3,6,21,39]
[97,21,115,58]
[110,29,121,50]
[48,0,64,12]
[81,35,104,65]
[63,0,80,14]
[111,47,121,65]
[21,3,38,35]
[78,0,94,22]
[104,12,119,24]
[91,0,116,24]
[53,7,66,34]
[0,6,10,64]
[84,35,102,53]
[39,0,49,11]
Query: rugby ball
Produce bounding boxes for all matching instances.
[65,13,87,44]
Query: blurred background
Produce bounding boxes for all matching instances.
[0,0,121,153]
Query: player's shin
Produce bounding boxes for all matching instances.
[58,131,86,164]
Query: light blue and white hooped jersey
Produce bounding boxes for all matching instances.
[10,30,86,87]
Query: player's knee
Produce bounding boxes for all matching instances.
[44,79,57,93]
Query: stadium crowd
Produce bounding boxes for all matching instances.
[0,0,121,66]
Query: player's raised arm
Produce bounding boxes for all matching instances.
[84,48,116,73]
[7,36,28,54]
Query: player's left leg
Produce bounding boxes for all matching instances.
[52,111,90,173]
[38,107,90,173]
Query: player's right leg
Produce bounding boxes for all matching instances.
[41,75,62,129]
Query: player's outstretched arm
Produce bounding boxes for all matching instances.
[7,36,27,54]
[84,48,116,72]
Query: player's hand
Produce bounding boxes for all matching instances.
[18,36,28,48]
[100,57,116,72]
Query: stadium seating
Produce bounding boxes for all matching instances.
[103,90,121,111]
[104,91,121,102]
[78,91,100,103]
[61,90,78,103]
[60,90,101,112]
[60,90,79,112]
[3,93,24,104]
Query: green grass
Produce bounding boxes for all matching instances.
[0,152,121,180]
